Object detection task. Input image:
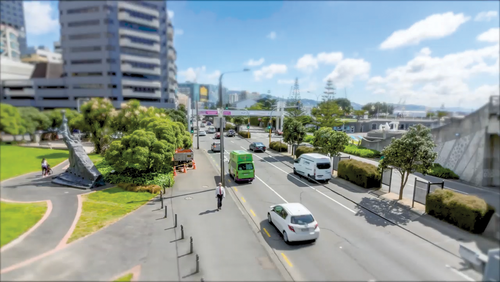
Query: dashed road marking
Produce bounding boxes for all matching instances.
[263,227,271,237]
[250,209,256,217]
[241,197,246,203]
[234,187,238,192]
[281,253,293,267]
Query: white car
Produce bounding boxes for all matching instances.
[211,142,221,152]
[207,126,216,134]
[268,203,319,243]
[293,153,332,182]
[198,130,206,136]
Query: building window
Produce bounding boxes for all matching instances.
[73,84,104,89]
[68,19,100,27]
[122,60,158,70]
[122,72,160,81]
[120,35,157,46]
[71,59,102,65]
[68,33,101,40]
[105,45,115,51]
[67,6,99,14]
[119,21,158,33]
[71,72,103,77]
[108,84,117,88]
[107,72,116,76]
[107,58,116,63]
[70,46,101,52]
[119,8,157,21]
[103,18,113,24]
[123,85,158,93]
[121,47,159,58]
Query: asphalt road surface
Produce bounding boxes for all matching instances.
[195,131,478,282]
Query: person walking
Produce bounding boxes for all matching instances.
[41,158,48,177]
[215,182,225,211]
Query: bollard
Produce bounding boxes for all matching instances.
[189,236,193,254]
[195,254,199,273]
[174,214,177,228]
[163,186,166,194]
[164,204,168,218]
[180,225,184,240]
[160,191,164,209]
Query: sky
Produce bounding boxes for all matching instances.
[25,1,499,110]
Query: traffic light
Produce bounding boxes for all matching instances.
[267,122,271,130]
[247,123,250,129]
[225,103,229,110]
[190,128,194,134]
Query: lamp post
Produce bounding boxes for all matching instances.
[218,68,250,186]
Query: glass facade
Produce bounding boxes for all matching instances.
[0,0,27,55]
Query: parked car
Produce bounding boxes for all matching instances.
[215,132,221,139]
[268,203,319,244]
[227,130,236,137]
[293,153,332,182]
[249,142,266,152]
[211,142,221,152]
[198,130,207,136]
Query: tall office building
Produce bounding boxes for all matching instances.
[54,41,62,54]
[59,0,177,107]
[0,24,21,60]
[0,0,27,55]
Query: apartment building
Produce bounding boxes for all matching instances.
[1,0,178,110]
[54,41,62,54]
[178,81,227,108]
[0,0,27,55]
[1,24,22,60]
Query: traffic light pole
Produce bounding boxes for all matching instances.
[196,101,200,149]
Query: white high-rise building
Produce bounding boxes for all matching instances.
[0,24,21,60]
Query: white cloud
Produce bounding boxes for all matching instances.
[477,28,500,43]
[168,10,174,19]
[324,59,371,88]
[254,64,287,81]
[472,85,500,103]
[179,66,221,84]
[246,58,265,66]
[379,12,470,50]
[277,79,295,84]
[267,31,276,40]
[295,52,344,72]
[175,29,184,36]
[366,44,500,108]
[23,1,59,36]
[474,11,498,22]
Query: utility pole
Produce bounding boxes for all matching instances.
[196,100,200,149]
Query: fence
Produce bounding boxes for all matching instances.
[332,156,351,171]
[381,168,393,192]
[412,178,444,208]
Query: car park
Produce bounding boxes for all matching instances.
[293,153,332,182]
[249,142,266,152]
[211,142,221,152]
[215,132,221,139]
[198,130,206,136]
[268,203,319,244]
[227,130,236,137]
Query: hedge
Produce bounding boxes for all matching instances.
[419,163,459,179]
[238,131,251,138]
[303,135,315,143]
[295,146,318,158]
[270,141,287,152]
[224,124,235,131]
[338,159,381,188]
[426,189,495,234]
[343,144,381,158]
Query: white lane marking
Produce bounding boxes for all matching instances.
[252,153,356,214]
[255,175,288,203]
[230,141,234,143]
[240,146,247,150]
[445,265,475,281]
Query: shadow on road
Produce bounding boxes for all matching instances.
[199,209,218,215]
[354,197,414,227]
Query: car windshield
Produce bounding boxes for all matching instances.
[291,214,315,225]
[255,143,264,146]
[238,163,254,170]
[316,162,331,169]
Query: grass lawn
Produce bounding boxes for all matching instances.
[340,118,357,123]
[0,201,48,247]
[114,273,133,282]
[0,145,69,181]
[67,187,156,243]
[87,153,104,164]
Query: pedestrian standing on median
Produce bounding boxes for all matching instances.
[215,182,225,211]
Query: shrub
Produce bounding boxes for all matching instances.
[420,163,459,179]
[338,159,381,188]
[306,127,316,133]
[270,141,288,152]
[238,131,251,138]
[343,144,381,158]
[295,146,318,158]
[426,189,495,234]
[303,135,315,143]
[117,183,162,194]
[225,124,235,131]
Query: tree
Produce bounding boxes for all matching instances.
[232,116,245,131]
[283,118,306,146]
[426,112,436,118]
[312,100,343,128]
[0,103,25,136]
[18,107,51,141]
[257,97,277,110]
[312,127,350,158]
[362,102,394,116]
[323,79,336,101]
[436,111,448,118]
[164,108,187,128]
[334,98,353,116]
[178,104,187,114]
[378,124,437,200]
[285,104,306,119]
[78,98,116,154]
[298,115,313,126]
[353,110,366,120]
[43,109,81,130]
[110,100,149,134]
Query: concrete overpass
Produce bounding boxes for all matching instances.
[191,109,284,117]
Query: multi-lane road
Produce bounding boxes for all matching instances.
[196,128,481,282]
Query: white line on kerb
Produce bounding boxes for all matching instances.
[445,265,475,281]
[252,153,356,214]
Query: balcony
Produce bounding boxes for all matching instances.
[119,28,160,42]
[168,46,177,61]
[120,54,160,65]
[118,11,160,29]
[168,71,176,81]
[121,63,161,76]
[167,24,173,38]
[122,88,161,99]
[117,1,159,18]
[120,37,160,52]
[122,79,161,88]
[4,88,35,96]
[169,65,177,75]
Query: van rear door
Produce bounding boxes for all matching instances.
[315,161,332,180]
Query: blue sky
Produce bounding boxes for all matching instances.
[26,1,499,109]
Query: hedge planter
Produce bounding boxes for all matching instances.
[270,141,287,152]
[338,159,381,188]
[238,131,251,138]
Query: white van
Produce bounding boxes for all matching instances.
[293,153,332,182]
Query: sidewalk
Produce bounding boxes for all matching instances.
[141,148,286,281]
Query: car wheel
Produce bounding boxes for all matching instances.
[307,174,313,182]
[293,168,298,175]
[311,239,317,243]
[267,213,272,224]
[283,231,290,244]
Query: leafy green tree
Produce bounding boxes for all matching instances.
[426,112,436,118]
[164,108,187,128]
[285,105,306,119]
[18,107,51,141]
[283,118,306,146]
[298,115,313,126]
[378,124,438,200]
[437,111,448,118]
[110,100,149,134]
[312,127,350,158]
[334,98,353,116]
[43,109,81,130]
[353,110,366,120]
[312,100,343,128]
[0,103,25,136]
[323,79,336,101]
[248,103,264,110]
[78,98,116,154]
[257,97,277,110]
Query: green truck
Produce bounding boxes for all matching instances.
[229,150,255,183]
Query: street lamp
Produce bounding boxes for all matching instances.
[218,68,250,186]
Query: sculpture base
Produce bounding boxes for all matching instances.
[52,172,106,190]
